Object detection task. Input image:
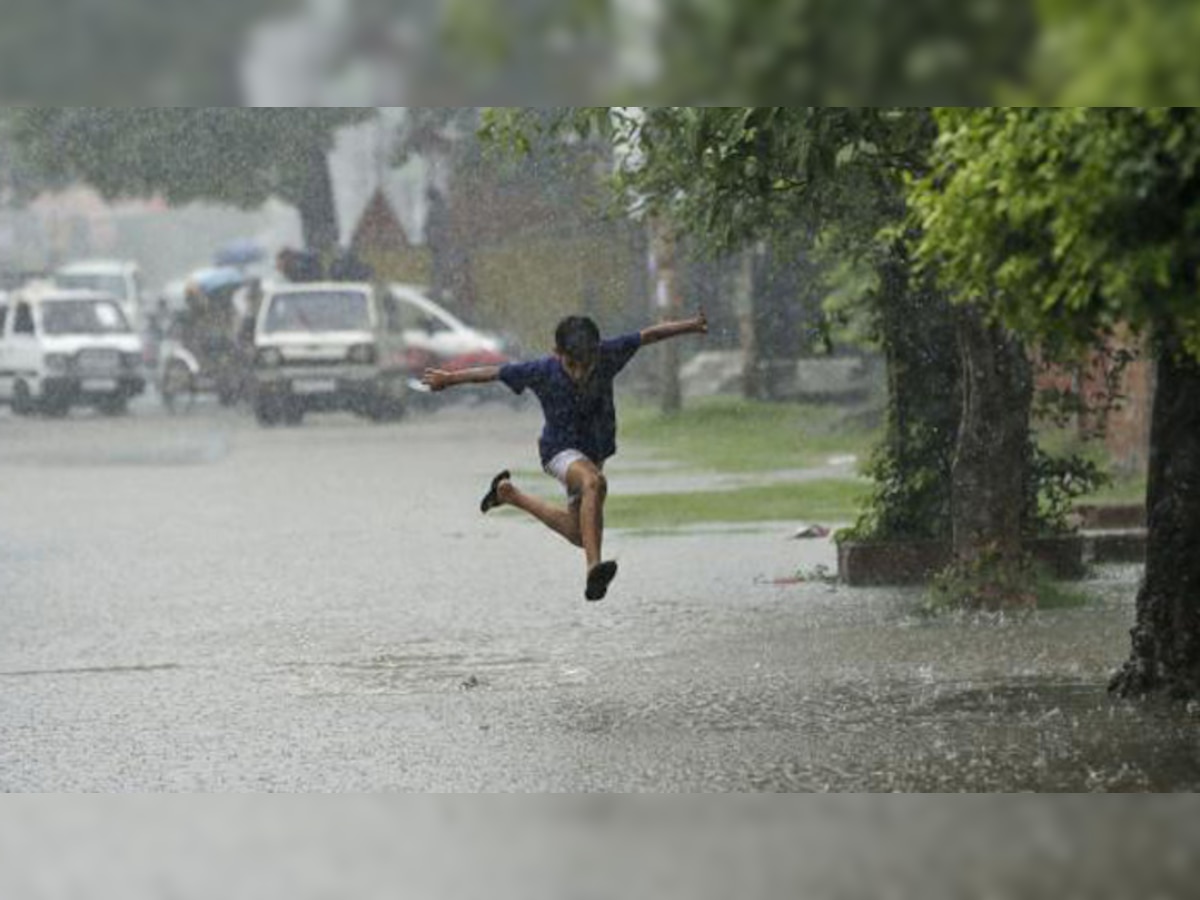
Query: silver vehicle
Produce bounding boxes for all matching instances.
[388,283,507,364]
[251,282,409,426]
[0,282,146,416]
[54,259,144,328]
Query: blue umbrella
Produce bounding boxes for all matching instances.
[190,266,247,296]
[214,239,265,267]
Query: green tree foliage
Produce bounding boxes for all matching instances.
[8,108,371,252]
[654,0,1037,103]
[404,108,606,216]
[911,108,1200,357]
[486,107,930,252]
[1027,0,1200,103]
[911,107,1200,695]
[460,1,1037,103]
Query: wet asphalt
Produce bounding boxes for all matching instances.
[2,395,1199,794]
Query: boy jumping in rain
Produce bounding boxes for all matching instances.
[422,311,708,601]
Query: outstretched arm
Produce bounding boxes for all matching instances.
[639,309,708,346]
[422,365,501,392]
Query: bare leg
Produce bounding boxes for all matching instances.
[565,460,607,571]
[495,478,582,547]
[490,465,615,599]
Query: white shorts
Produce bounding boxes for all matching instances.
[544,449,602,501]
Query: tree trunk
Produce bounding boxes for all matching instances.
[749,243,803,401]
[649,219,682,414]
[861,238,961,542]
[878,248,913,447]
[426,187,452,302]
[734,250,760,400]
[295,143,340,256]
[1110,335,1200,698]
[951,307,1033,572]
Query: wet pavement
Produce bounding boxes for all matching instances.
[2,396,1199,794]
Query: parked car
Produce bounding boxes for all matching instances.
[385,284,514,407]
[0,281,146,416]
[387,283,509,368]
[251,281,409,426]
[54,259,144,328]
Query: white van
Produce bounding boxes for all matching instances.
[55,259,144,328]
[0,282,146,416]
[251,281,408,426]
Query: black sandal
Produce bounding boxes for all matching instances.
[479,470,511,514]
[585,560,618,601]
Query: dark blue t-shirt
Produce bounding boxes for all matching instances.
[499,332,642,467]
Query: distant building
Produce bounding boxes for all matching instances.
[1036,333,1152,476]
[349,186,427,284]
[1089,340,1153,476]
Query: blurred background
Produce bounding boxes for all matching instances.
[0,106,640,353]
[4,0,1198,107]
[0,0,1194,341]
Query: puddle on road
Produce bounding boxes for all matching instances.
[562,674,1200,792]
[278,646,590,697]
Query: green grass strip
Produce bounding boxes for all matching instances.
[619,396,878,473]
[606,479,870,530]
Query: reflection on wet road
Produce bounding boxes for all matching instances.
[2,401,1198,795]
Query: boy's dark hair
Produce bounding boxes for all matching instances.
[554,315,601,361]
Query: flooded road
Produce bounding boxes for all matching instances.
[2,398,1198,794]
